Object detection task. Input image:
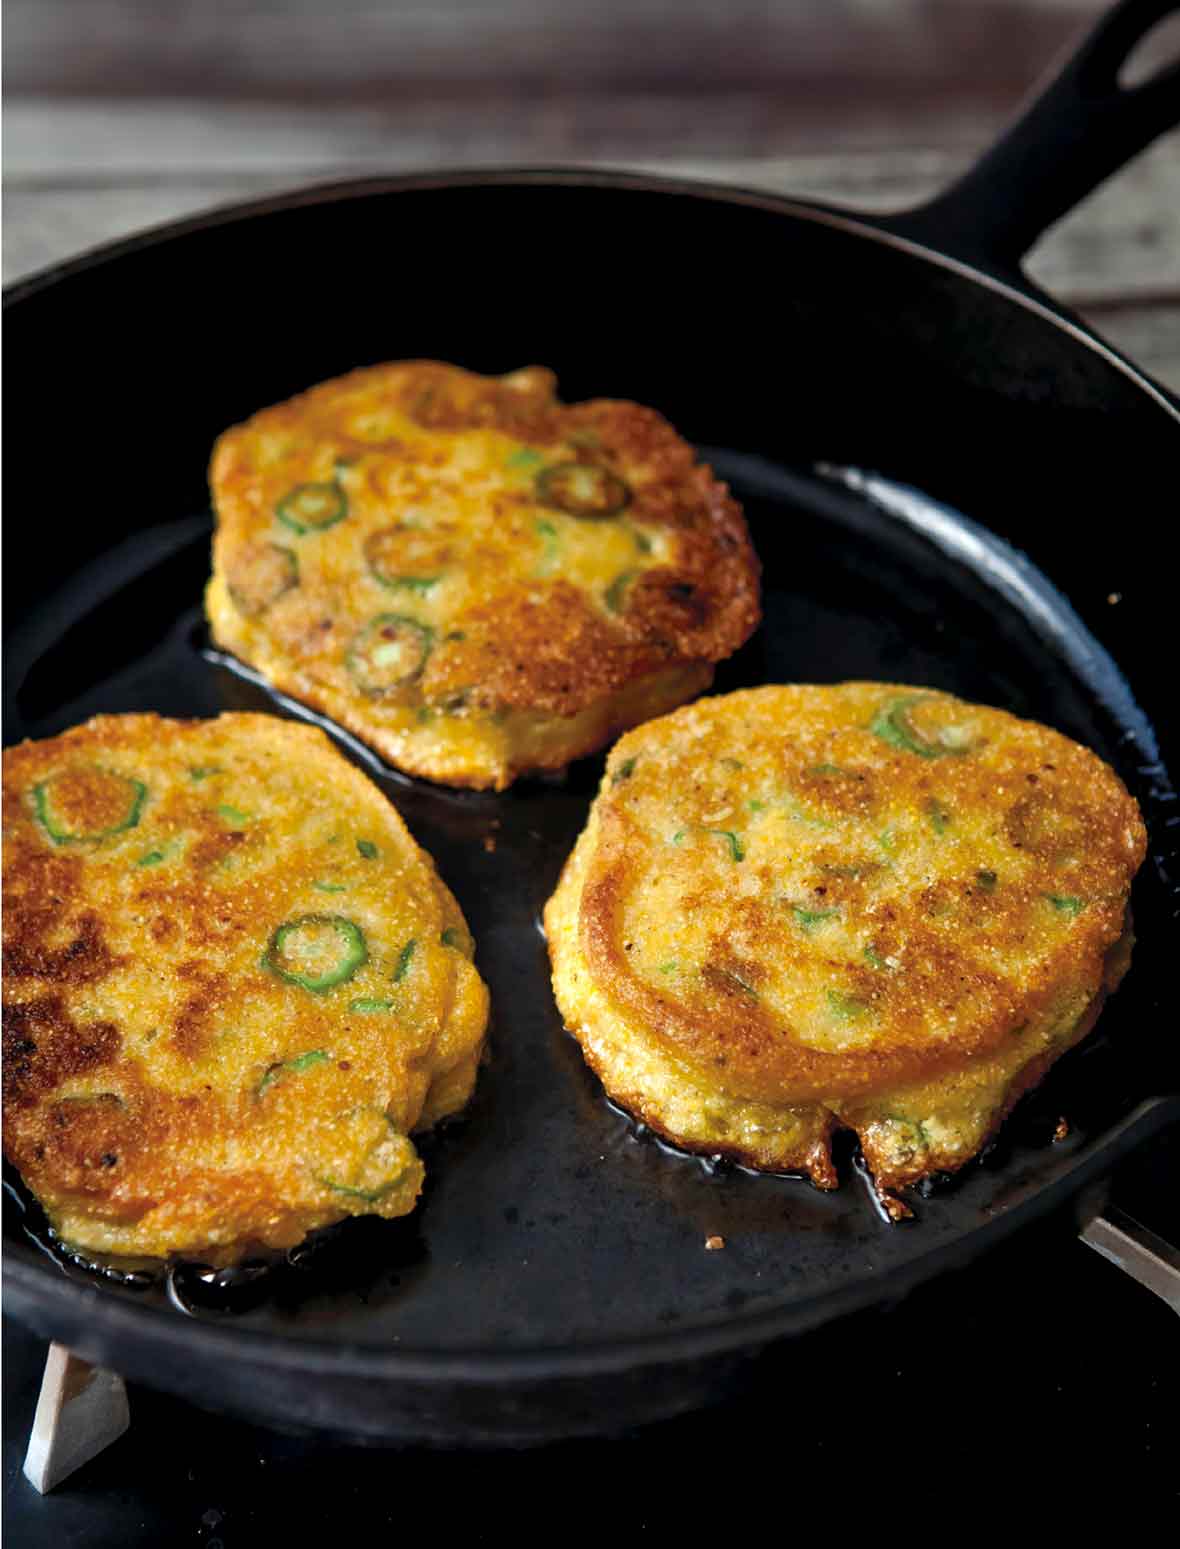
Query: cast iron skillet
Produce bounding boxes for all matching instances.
[4,0,1179,1445]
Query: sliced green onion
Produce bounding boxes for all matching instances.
[257,1049,329,1096]
[384,575,441,593]
[391,939,417,983]
[792,906,840,932]
[926,798,952,834]
[788,801,833,831]
[317,1173,408,1204]
[705,828,745,863]
[604,569,639,613]
[886,1114,931,1147]
[826,989,869,1021]
[534,517,560,575]
[135,841,179,868]
[705,965,758,999]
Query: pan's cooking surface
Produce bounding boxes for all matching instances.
[3,168,1178,1444]
[4,446,1172,1354]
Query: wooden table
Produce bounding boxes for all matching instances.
[5,0,1179,389]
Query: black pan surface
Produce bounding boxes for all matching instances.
[4,3,1180,1442]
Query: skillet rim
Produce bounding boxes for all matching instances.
[4,165,1178,1387]
[5,1099,1177,1381]
[3,165,1177,425]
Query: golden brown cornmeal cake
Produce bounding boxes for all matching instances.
[2,713,489,1265]
[545,683,1146,1212]
[206,361,759,790]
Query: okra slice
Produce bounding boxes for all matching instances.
[265,914,368,992]
[346,614,433,698]
[869,695,975,758]
[535,460,630,518]
[314,1110,416,1203]
[227,542,299,617]
[363,526,446,592]
[33,767,146,845]
[276,481,347,534]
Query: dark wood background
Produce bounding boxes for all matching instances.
[5,0,1179,385]
[9,0,1176,387]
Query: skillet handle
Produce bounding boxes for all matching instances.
[886,0,1180,273]
[1080,1208,1180,1316]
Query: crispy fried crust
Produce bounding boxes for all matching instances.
[3,713,489,1264]
[207,362,759,789]
[544,683,1145,1195]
